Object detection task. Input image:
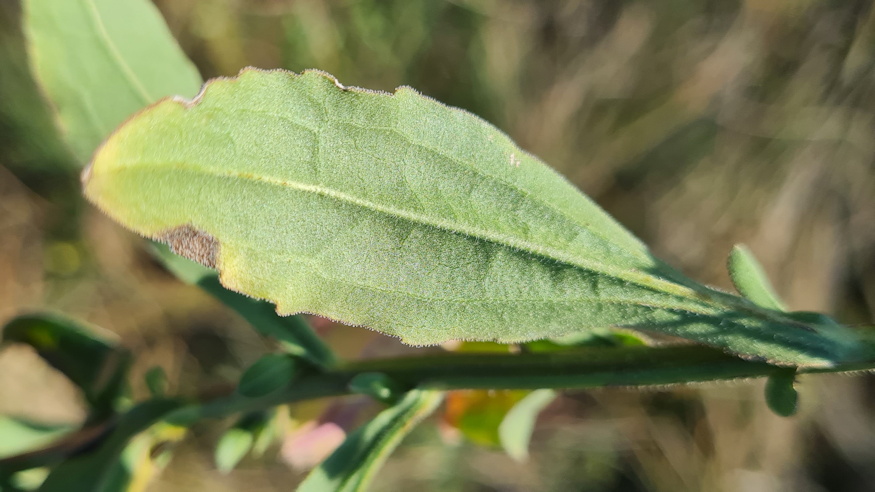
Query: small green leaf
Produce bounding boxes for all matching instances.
[764,369,798,417]
[213,410,276,474]
[144,367,167,398]
[299,390,443,492]
[443,390,528,448]
[1,313,130,417]
[83,68,863,367]
[498,389,556,462]
[24,0,202,162]
[237,354,298,398]
[6,467,50,491]
[249,409,281,458]
[348,373,405,404]
[98,421,187,492]
[0,418,73,459]
[214,428,253,475]
[728,244,788,312]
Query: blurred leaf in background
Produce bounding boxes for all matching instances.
[299,390,443,492]
[0,417,73,459]
[0,2,73,176]
[442,390,529,448]
[24,0,202,163]
[2,314,131,420]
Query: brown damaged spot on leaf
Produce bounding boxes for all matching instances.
[158,225,219,268]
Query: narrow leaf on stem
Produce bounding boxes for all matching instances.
[299,389,443,492]
[764,369,799,417]
[728,244,788,311]
[237,354,299,398]
[498,389,556,462]
[215,428,253,475]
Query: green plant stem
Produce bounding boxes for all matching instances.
[174,345,875,423]
[3,345,874,475]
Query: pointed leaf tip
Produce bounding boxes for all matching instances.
[728,244,788,312]
[215,428,254,474]
[499,389,556,462]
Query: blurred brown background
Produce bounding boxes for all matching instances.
[1,0,875,490]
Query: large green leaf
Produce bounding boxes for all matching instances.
[83,68,863,367]
[24,0,202,163]
[298,389,443,492]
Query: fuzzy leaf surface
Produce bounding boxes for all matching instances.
[84,69,861,366]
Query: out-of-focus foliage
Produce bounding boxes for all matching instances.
[0,417,73,459]
[214,409,281,474]
[236,354,299,398]
[498,389,556,462]
[2,313,131,419]
[1,0,874,490]
[37,399,185,492]
[443,390,529,448]
[299,390,443,492]
[24,0,203,163]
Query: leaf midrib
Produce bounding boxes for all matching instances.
[306,268,718,312]
[225,77,652,270]
[107,160,713,309]
[82,0,153,106]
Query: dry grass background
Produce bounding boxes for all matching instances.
[1,0,875,491]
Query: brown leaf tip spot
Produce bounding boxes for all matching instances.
[157,225,219,268]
